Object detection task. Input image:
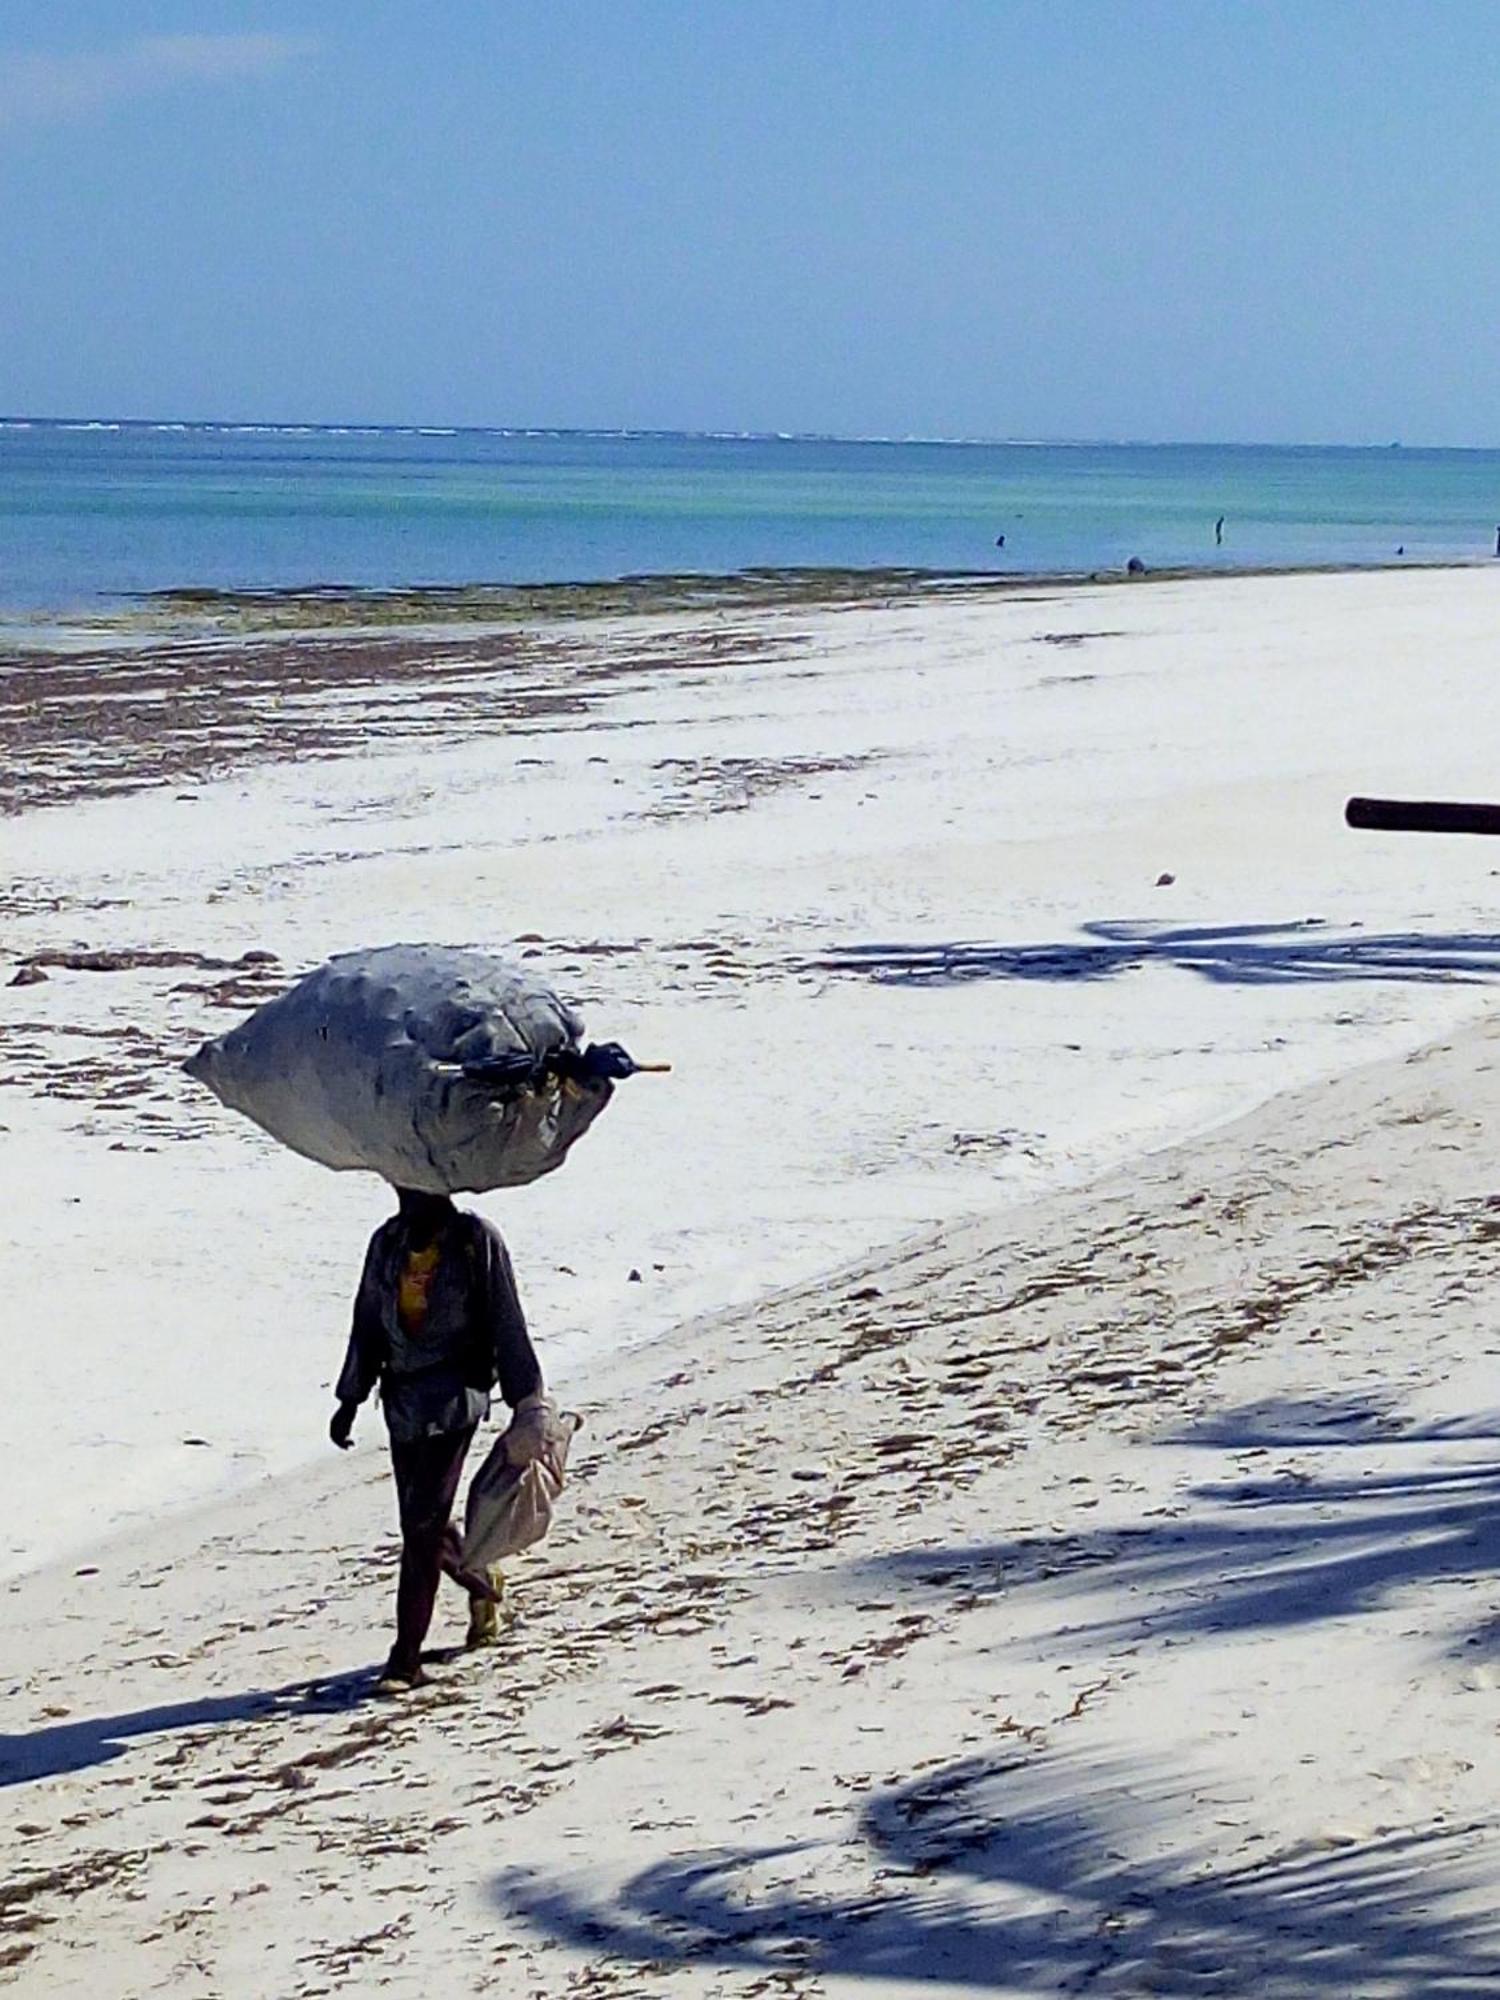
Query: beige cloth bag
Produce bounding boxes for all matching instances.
[460,1396,581,1570]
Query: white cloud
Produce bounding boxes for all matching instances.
[0,33,314,127]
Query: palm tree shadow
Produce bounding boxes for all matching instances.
[492,1403,1500,1990]
[492,1748,1500,1993]
[809,920,1500,987]
[1162,1391,1500,1452]
[847,1399,1500,1655]
[489,1393,1500,1989]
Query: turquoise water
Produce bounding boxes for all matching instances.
[5,421,1500,611]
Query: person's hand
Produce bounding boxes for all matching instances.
[502,1393,574,1484]
[329,1401,357,1451]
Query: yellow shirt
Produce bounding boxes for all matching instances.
[396,1241,443,1337]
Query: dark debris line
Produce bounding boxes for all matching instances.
[0,618,792,817]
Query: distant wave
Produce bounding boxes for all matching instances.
[4,416,1500,453]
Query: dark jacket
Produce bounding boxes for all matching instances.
[336,1211,542,1443]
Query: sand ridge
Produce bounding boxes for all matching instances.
[6,1012,1500,1993]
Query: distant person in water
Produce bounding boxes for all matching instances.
[330,1187,561,1692]
[1494,526,1499,558]
[1214,516,1225,547]
[994,534,1006,549]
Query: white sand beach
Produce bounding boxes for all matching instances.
[7,566,1500,1993]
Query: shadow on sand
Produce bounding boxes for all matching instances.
[809,919,1500,988]
[0,1669,377,1786]
[1160,1389,1500,1452]
[491,1393,1500,1991]
[842,1395,1500,1654]
[492,1747,1500,1994]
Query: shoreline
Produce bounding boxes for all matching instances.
[2,551,1492,646]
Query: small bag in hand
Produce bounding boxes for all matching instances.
[460,1394,581,1571]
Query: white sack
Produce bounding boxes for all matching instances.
[184,944,613,1194]
[460,1401,581,1569]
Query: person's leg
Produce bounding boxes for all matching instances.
[465,1565,506,1649]
[439,1520,502,1601]
[385,1425,476,1682]
[437,1479,506,1647]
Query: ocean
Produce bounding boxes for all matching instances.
[6,420,1500,612]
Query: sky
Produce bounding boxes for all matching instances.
[4,2,1500,443]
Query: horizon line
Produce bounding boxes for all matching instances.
[0,415,1493,454]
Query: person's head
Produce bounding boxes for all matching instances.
[394,1186,456,1245]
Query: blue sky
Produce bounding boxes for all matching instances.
[4,2,1500,442]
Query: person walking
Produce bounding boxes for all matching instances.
[329,1186,556,1692]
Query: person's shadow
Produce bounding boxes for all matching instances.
[0,1669,378,1787]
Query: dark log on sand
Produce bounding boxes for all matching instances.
[1346,796,1500,836]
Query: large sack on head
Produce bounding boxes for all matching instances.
[184,944,615,1194]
